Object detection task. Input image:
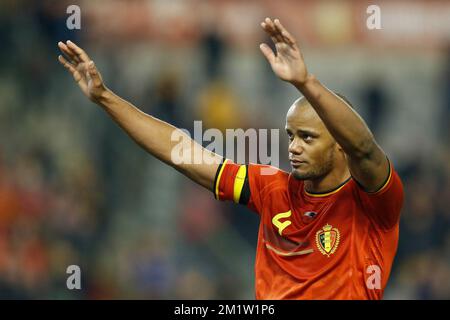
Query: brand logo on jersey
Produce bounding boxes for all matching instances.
[302,211,317,224]
[315,224,340,257]
[272,210,292,236]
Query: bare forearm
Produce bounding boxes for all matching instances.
[95,89,220,189]
[258,18,388,190]
[294,75,375,158]
[96,90,180,163]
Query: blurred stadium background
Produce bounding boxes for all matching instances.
[0,0,449,299]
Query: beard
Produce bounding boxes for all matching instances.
[291,148,335,181]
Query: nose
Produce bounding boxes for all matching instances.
[288,137,303,155]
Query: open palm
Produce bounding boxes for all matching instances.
[260,18,309,85]
[58,40,106,102]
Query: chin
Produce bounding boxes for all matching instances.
[291,164,322,180]
[291,168,310,180]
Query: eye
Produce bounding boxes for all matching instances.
[286,132,293,141]
[303,135,313,142]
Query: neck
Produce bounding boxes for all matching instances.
[304,165,351,194]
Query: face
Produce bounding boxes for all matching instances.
[285,99,339,181]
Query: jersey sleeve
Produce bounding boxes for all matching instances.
[353,159,405,230]
[213,159,285,214]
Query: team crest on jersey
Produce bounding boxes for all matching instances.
[315,224,340,257]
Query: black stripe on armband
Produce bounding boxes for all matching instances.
[238,165,251,205]
[212,158,226,198]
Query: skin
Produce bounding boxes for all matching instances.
[259,18,389,193]
[286,99,351,193]
[57,17,389,197]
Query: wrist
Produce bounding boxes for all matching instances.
[292,73,316,91]
[94,87,114,106]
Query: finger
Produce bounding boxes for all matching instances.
[261,18,283,44]
[58,41,80,63]
[58,55,82,82]
[264,17,277,34]
[66,40,90,63]
[261,20,276,38]
[58,54,74,70]
[87,60,102,87]
[264,18,283,43]
[274,19,297,46]
[261,22,281,46]
[259,43,276,65]
[64,44,82,63]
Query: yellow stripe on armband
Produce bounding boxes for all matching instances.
[233,165,247,204]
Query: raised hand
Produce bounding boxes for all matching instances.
[260,18,309,86]
[57,40,107,102]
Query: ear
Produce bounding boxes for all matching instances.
[336,143,346,158]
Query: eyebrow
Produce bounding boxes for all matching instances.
[285,128,319,137]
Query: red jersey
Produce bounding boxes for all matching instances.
[214,158,404,300]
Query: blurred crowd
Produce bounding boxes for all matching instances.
[0,0,449,299]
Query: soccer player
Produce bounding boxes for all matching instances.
[57,17,404,299]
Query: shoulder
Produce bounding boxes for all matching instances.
[247,163,290,191]
[348,162,404,230]
[349,160,404,201]
[213,160,290,205]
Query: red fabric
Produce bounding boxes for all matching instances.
[216,160,404,300]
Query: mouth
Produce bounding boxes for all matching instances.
[290,160,307,168]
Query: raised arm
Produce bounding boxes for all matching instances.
[57,40,222,190]
[259,18,389,192]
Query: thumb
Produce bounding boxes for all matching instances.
[259,43,276,66]
[88,61,103,87]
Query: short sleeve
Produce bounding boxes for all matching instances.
[353,160,405,230]
[213,159,286,214]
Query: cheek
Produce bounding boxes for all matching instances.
[306,144,322,161]
[308,144,331,165]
